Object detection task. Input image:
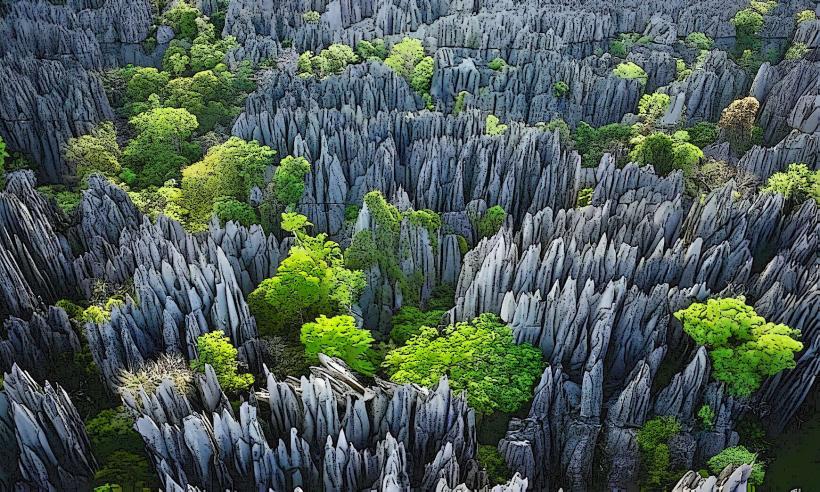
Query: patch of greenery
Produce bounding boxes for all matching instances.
[389,306,446,344]
[686,32,714,51]
[384,37,435,107]
[761,163,820,207]
[573,121,634,168]
[355,39,388,60]
[476,205,507,238]
[37,185,82,215]
[190,330,254,393]
[384,313,544,415]
[612,62,648,84]
[629,131,703,176]
[302,10,320,24]
[732,8,764,53]
[784,42,809,60]
[552,81,569,98]
[298,44,359,78]
[796,9,816,24]
[485,114,508,136]
[488,57,507,71]
[686,122,719,148]
[637,416,683,489]
[576,187,593,207]
[674,297,803,397]
[698,404,716,430]
[707,446,765,485]
[301,315,376,375]
[477,444,512,485]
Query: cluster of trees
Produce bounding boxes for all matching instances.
[384,37,435,107]
[762,163,820,208]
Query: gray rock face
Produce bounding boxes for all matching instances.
[1,365,97,491]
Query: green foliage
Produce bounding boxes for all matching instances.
[453,90,469,115]
[574,121,635,168]
[297,44,359,78]
[161,68,245,131]
[576,187,593,207]
[477,445,512,485]
[161,1,200,40]
[93,451,154,490]
[488,57,507,71]
[212,198,257,226]
[749,0,776,15]
[552,80,569,98]
[190,330,254,393]
[698,404,716,430]
[126,68,169,105]
[719,97,761,153]
[384,37,425,78]
[676,58,692,81]
[389,306,446,344]
[249,214,366,337]
[86,408,145,458]
[37,185,82,215]
[302,10,320,24]
[477,205,507,238]
[637,93,671,123]
[0,135,8,187]
[612,62,648,84]
[687,122,719,148]
[674,297,803,397]
[123,107,199,188]
[410,56,434,94]
[796,9,816,24]
[784,42,809,60]
[272,155,311,206]
[344,204,360,222]
[637,416,683,488]
[180,137,273,228]
[64,122,121,180]
[629,131,703,176]
[538,118,570,143]
[127,180,188,223]
[300,315,376,375]
[707,446,765,485]
[485,114,508,136]
[610,39,627,58]
[383,313,544,415]
[355,39,387,60]
[56,299,85,320]
[686,32,714,50]
[732,8,764,53]
[761,163,820,206]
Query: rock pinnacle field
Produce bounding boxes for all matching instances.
[0,0,818,490]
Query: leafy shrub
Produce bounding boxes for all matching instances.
[355,39,387,60]
[637,93,671,123]
[784,42,809,60]
[301,315,376,375]
[453,90,469,115]
[273,155,311,207]
[612,62,648,84]
[687,122,719,148]
[574,121,634,168]
[761,163,820,206]
[410,56,434,94]
[212,198,257,226]
[123,107,200,188]
[698,404,716,430]
[732,8,764,53]
[477,205,507,237]
[576,187,593,207]
[719,97,760,153]
[0,135,7,187]
[488,57,507,70]
[637,416,682,488]
[552,81,569,98]
[477,445,512,485]
[686,32,714,50]
[302,10,320,23]
[707,446,765,485]
[629,131,703,176]
[796,9,816,24]
[64,122,121,180]
[384,37,425,78]
[674,297,803,397]
[161,1,200,40]
[249,214,365,337]
[190,330,254,393]
[485,114,508,136]
[538,118,570,143]
[383,313,544,414]
[390,306,446,344]
[676,58,692,81]
[126,67,169,104]
[37,185,82,215]
[610,39,627,58]
[298,44,359,78]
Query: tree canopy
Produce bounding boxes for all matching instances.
[383,313,544,414]
[190,330,254,393]
[674,297,803,397]
[300,315,376,375]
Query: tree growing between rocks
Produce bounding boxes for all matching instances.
[300,315,376,375]
[190,330,254,393]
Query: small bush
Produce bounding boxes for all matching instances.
[355,39,387,60]
[477,445,512,485]
[453,91,469,115]
[687,122,719,148]
[761,163,820,206]
[390,306,446,344]
[300,315,376,375]
[576,187,593,207]
[302,10,320,24]
[796,9,816,24]
[637,416,683,488]
[698,404,716,430]
[485,114,508,136]
[612,62,648,84]
[686,32,714,51]
[488,57,507,71]
[477,205,507,237]
[552,81,569,98]
[191,330,254,393]
[784,42,809,60]
[707,446,765,485]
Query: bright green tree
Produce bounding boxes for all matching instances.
[762,163,820,206]
[637,416,682,488]
[123,107,199,188]
[629,131,703,176]
[686,32,714,50]
[707,446,765,485]
[180,137,273,227]
[212,198,258,226]
[190,330,254,393]
[126,67,170,104]
[637,93,671,125]
[248,214,366,337]
[383,313,544,414]
[161,1,200,40]
[273,155,311,206]
[0,135,8,186]
[732,8,764,53]
[390,306,446,344]
[674,297,803,397]
[612,62,648,84]
[574,121,635,168]
[385,37,425,78]
[64,122,121,179]
[485,114,508,136]
[300,315,376,375]
[488,57,507,71]
[477,205,507,238]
